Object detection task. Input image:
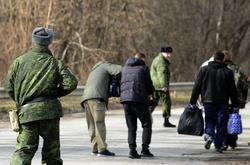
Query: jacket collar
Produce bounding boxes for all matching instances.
[158,53,170,64]
[208,61,227,69]
[29,45,53,56]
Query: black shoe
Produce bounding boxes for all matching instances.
[163,122,176,127]
[97,150,115,156]
[215,148,223,153]
[230,145,237,149]
[129,150,141,159]
[204,136,213,150]
[222,145,228,151]
[229,142,237,149]
[163,118,176,127]
[141,150,154,157]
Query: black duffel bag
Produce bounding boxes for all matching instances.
[177,105,204,136]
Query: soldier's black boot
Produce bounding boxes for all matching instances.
[163,117,176,127]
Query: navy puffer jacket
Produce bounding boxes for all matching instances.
[120,57,155,106]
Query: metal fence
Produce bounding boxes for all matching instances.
[0,82,195,99]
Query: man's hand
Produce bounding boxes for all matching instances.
[187,104,197,109]
[162,87,168,92]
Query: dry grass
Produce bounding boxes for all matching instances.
[0,91,191,119]
[171,91,192,108]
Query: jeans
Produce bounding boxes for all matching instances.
[204,103,229,149]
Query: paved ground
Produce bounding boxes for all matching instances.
[1,103,250,165]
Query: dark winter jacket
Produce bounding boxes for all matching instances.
[120,57,154,106]
[190,61,238,107]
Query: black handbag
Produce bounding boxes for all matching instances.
[177,105,204,136]
[108,77,120,97]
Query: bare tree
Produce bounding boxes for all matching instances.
[0,0,250,86]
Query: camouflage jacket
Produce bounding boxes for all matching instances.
[150,53,170,91]
[225,60,248,108]
[4,45,78,124]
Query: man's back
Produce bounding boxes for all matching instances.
[223,50,248,108]
[82,61,122,104]
[225,60,248,108]
[4,45,78,124]
[120,57,154,105]
[190,50,238,153]
[6,46,59,105]
[190,61,238,106]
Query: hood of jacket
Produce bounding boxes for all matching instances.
[125,57,145,66]
[92,61,105,70]
[208,61,227,69]
[224,59,234,65]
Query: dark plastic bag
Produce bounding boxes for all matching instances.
[177,105,204,136]
[228,109,242,135]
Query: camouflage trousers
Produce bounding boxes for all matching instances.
[10,118,63,165]
[149,91,172,118]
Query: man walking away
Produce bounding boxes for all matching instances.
[223,50,248,150]
[189,50,238,153]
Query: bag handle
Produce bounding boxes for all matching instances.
[233,108,239,114]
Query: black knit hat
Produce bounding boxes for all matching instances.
[160,46,173,53]
[32,27,54,45]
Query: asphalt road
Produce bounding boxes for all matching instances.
[1,103,250,165]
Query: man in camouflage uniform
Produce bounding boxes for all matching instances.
[149,45,175,127]
[4,27,78,165]
[222,50,248,150]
